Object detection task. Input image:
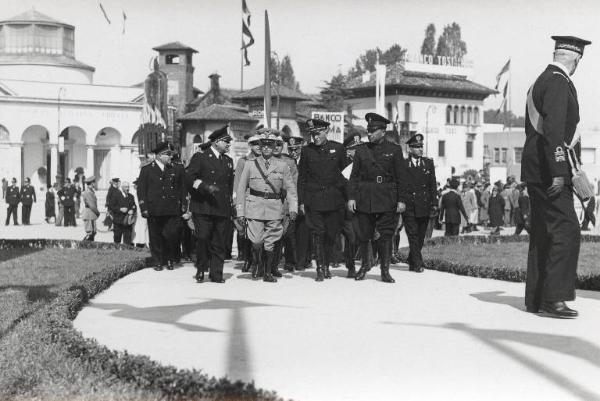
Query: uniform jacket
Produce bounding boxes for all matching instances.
[6,185,21,205]
[20,185,36,205]
[137,161,186,217]
[522,63,579,184]
[58,186,76,207]
[234,153,258,194]
[108,189,137,225]
[400,156,437,217]
[186,148,234,217]
[348,140,405,213]
[106,185,118,208]
[81,187,99,220]
[277,153,298,184]
[298,140,347,211]
[236,156,298,220]
[439,190,468,224]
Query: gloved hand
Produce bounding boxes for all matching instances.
[347,200,356,212]
[547,176,564,198]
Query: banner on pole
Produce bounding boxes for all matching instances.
[311,111,344,143]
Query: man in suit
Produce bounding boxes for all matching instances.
[400,134,438,273]
[298,118,348,281]
[137,142,186,271]
[82,176,100,241]
[58,178,77,227]
[187,125,234,283]
[348,113,405,283]
[5,177,20,225]
[439,178,469,236]
[19,177,36,225]
[522,35,590,318]
[236,131,298,282]
[108,180,137,245]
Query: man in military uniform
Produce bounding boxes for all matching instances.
[340,133,363,277]
[187,125,234,283]
[298,118,348,281]
[348,113,405,283]
[236,131,298,282]
[19,177,36,225]
[5,177,20,225]
[137,142,186,271]
[522,36,591,318]
[58,178,77,227]
[401,134,438,273]
[81,175,100,241]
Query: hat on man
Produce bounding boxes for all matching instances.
[259,132,279,144]
[151,141,174,155]
[552,35,592,56]
[365,112,390,131]
[343,133,363,149]
[111,177,120,183]
[247,133,262,144]
[273,131,284,144]
[406,133,424,147]
[282,130,305,147]
[84,175,96,184]
[209,125,232,142]
[306,118,330,134]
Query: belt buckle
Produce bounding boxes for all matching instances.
[376,175,383,184]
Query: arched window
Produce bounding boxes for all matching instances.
[453,106,459,125]
[404,102,411,122]
[467,107,473,125]
[474,107,480,125]
[460,106,466,125]
[446,105,452,124]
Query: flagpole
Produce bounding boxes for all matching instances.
[240,0,244,92]
[264,10,272,129]
[507,57,512,175]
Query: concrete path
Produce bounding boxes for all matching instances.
[74,260,600,401]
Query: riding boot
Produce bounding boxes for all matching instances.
[312,234,325,282]
[251,245,263,279]
[242,239,252,272]
[355,242,371,281]
[284,232,298,272]
[271,241,283,277]
[263,250,277,282]
[323,237,332,279]
[379,239,395,283]
[345,241,356,278]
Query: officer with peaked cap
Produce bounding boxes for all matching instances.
[81,175,99,241]
[186,125,234,283]
[348,112,405,283]
[522,35,591,318]
[137,141,186,270]
[298,118,348,281]
[400,133,438,273]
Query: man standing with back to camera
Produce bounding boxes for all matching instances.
[522,35,591,318]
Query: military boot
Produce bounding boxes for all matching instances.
[345,241,356,278]
[241,239,252,273]
[323,239,332,279]
[271,241,283,277]
[312,234,325,282]
[263,251,277,283]
[251,245,263,279]
[379,239,395,283]
[355,242,371,281]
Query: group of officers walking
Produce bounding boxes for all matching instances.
[136,111,438,284]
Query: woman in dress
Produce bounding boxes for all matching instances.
[488,186,505,235]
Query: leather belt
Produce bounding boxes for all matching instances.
[250,188,281,199]
[362,176,393,184]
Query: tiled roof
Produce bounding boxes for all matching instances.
[189,88,241,109]
[178,104,257,122]
[1,9,70,27]
[0,53,95,71]
[152,41,198,53]
[233,84,311,101]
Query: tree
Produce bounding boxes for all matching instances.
[270,54,299,89]
[320,73,350,112]
[421,23,436,56]
[381,44,406,67]
[483,109,525,127]
[436,22,467,59]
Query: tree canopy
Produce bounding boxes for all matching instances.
[483,109,525,127]
[270,54,300,90]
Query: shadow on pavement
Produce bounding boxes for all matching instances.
[470,291,526,312]
[382,321,600,401]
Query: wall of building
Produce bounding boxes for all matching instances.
[483,128,525,181]
[0,64,93,84]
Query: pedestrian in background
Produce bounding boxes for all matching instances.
[5,177,20,225]
[479,182,490,227]
[501,183,512,227]
[45,184,56,223]
[82,176,99,241]
[2,177,7,200]
[109,180,137,245]
[131,179,148,248]
[488,186,505,235]
[439,178,468,236]
[55,181,64,226]
[58,178,77,227]
[514,184,531,235]
[19,177,36,225]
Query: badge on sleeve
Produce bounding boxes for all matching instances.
[554,146,566,162]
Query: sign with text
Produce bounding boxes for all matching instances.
[311,111,344,143]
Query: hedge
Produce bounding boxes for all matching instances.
[1,239,282,401]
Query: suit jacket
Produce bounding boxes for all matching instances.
[137,161,186,217]
[235,156,298,220]
[57,186,76,207]
[298,140,347,211]
[440,190,468,224]
[81,188,99,220]
[348,140,405,213]
[400,156,437,217]
[108,190,137,225]
[20,185,36,205]
[522,64,579,184]
[6,185,21,205]
[186,148,234,217]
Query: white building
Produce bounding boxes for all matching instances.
[343,60,495,183]
[0,9,143,190]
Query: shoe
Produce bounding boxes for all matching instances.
[413,265,425,273]
[284,264,295,272]
[154,265,165,271]
[263,251,278,283]
[355,242,371,281]
[167,261,174,270]
[540,301,578,318]
[195,270,204,283]
[346,266,356,279]
[526,305,539,313]
[379,239,395,283]
[323,264,332,279]
[209,275,225,283]
[312,234,325,282]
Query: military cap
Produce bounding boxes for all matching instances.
[111,177,120,183]
[343,133,362,149]
[406,133,424,147]
[306,118,330,134]
[273,131,284,144]
[282,130,305,147]
[365,112,390,131]
[84,175,96,184]
[151,141,174,155]
[247,133,262,144]
[259,132,279,143]
[209,125,232,142]
[552,35,592,56]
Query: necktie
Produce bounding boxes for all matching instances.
[265,159,270,170]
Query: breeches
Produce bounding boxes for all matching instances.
[247,219,283,251]
[355,211,399,242]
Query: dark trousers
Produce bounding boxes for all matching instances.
[148,215,178,265]
[181,224,193,260]
[295,213,311,268]
[341,216,358,269]
[283,220,297,267]
[225,219,234,260]
[5,204,18,225]
[305,207,344,265]
[403,214,430,269]
[22,204,32,224]
[444,222,460,236]
[64,205,76,226]
[513,208,529,235]
[193,213,228,281]
[355,210,398,242]
[113,223,133,245]
[526,184,580,308]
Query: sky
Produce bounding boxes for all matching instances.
[3,0,600,128]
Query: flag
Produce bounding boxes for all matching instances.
[495,59,510,90]
[122,10,127,34]
[98,2,111,24]
[242,0,251,26]
[375,64,387,116]
[242,20,254,66]
[264,11,271,128]
[496,81,509,116]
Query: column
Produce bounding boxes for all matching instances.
[49,143,58,184]
[86,145,94,177]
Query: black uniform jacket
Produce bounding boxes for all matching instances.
[137,161,186,217]
[348,139,405,214]
[58,186,76,207]
[522,64,579,185]
[108,190,137,225]
[20,185,36,206]
[6,186,21,205]
[439,190,467,224]
[186,149,234,217]
[297,140,347,211]
[400,156,437,217]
